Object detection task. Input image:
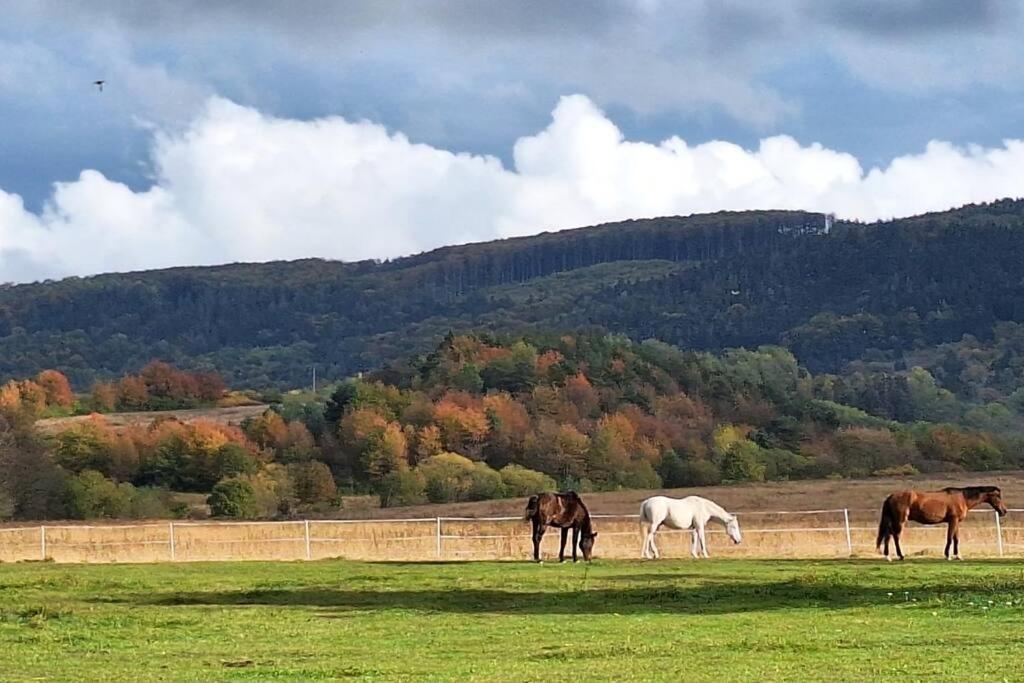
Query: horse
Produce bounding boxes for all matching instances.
[639,495,742,559]
[523,491,597,562]
[876,486,1008,561]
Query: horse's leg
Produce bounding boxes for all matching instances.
[892,524,904,561]
[944,521,954,560]
[952,518,962,560]
[648,512,665,560]
[696,523,709,558]
[559,527,568,563]
[532,523,545,562]
[640,522,652,559]
[572,527,579,563]
[690,529,699,558]
[883,532,891,561]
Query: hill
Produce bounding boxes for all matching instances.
[4,200,1024,398]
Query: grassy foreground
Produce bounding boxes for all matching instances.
[2,559,1024,681]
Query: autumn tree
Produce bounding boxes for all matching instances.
[36,370,74,408]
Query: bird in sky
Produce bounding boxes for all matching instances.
[94,80,105,92]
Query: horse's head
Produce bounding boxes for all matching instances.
[579,531,598,561]
[725,516,742,544]
[985,488,1008,517]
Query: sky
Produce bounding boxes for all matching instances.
[3,0,1024,283]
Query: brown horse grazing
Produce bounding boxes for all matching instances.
[876,486,1008,561]
[524,491,597,563]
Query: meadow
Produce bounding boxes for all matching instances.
[2,559,1024,681]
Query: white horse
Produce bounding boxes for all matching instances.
[639,495,742,559]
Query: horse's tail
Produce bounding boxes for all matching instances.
[524,495,539,522]
[876,497,894,552]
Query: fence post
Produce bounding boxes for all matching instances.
[40,526,46,561]
[436,517,442,559]
[842,509,853,557]
[169,522,176,561]
[995,510,1004,558]
[304,520,312,560]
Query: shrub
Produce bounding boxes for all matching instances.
[378,469,427,508]
[872,464,920,477]
[759,448,811,480]
[618,460,662,490]
[126,487,174,518]
[720,442,766,482]
[498,465,556,497]
[207,478,257,518]
[418,453,504,503]
[65,470,134,519]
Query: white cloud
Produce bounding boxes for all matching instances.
[3,93,1024,283]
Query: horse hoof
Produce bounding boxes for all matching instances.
[885,556,893,562]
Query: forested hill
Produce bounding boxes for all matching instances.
[3,200,1024,391]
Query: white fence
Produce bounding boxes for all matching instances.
[1,507,1021,564]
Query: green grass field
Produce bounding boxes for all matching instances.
[2,559,1024,681]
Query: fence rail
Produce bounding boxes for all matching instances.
[1,508,1022,564]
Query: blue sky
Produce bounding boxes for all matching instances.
[3,1,1024,282]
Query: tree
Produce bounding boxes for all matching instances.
[363,422,409,482]
[413,425,444,463]
[290,461,337,505]
[324,381,359,426]
[432,395,489,456]
[208,478,257,518]
[36,370,74,408]
[243,410,289,450]
[523,420,589,480]
[90,382,117,412]
[0,417,67,519]
[116,375,150,411]
[480,341,538,393]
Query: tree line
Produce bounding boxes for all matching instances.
[8,331,1019,521]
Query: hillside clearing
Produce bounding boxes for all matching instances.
[33,404,268,434]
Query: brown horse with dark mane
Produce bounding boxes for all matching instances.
[524,491,597,562]
[876,486,1007,561]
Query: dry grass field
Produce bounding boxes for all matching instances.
[33,404,268,434]
[339,470,1024,519]
[3,472,1023,564]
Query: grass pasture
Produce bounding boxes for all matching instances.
[2,559,1024,681]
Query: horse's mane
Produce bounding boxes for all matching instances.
[943,485,1000,498]
[702,498,734,522]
